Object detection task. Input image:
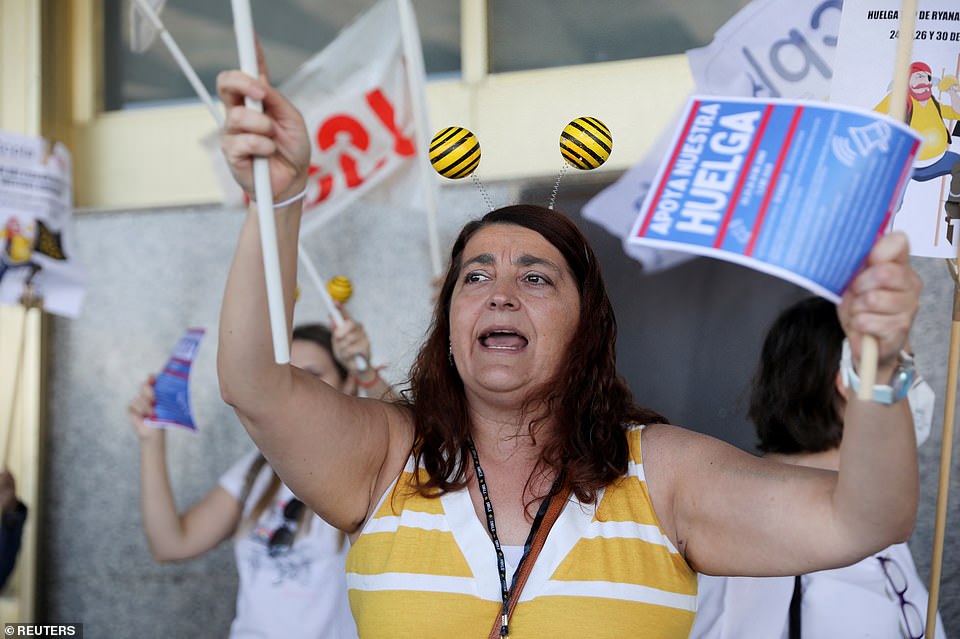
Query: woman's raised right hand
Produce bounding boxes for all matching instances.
[216,70,311,205]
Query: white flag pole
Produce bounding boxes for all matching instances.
[397,0,442,276]
[297,244,368,371]
[129,0,223,127]
[231,0,290,364]
[297,245,344,325]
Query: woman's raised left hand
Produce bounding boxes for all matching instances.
[838,231,921,370]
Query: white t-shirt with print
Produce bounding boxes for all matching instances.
[219,449,358,639]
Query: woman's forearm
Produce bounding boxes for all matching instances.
[834,390,918,552]
[138,435,186,561]
[138,435,242,562]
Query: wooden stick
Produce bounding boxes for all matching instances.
[871,3,957,634]
[860,0,918,399]
[0,305,29,470]
[926,256,960,638]
[231,0,290,364]
[924,52,960,639]
[1,277,42,469]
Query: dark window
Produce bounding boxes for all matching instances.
[104,0,461,110]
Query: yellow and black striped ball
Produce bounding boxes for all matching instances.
[560,117,612,170]
[429,127,481,179]
[327,275,353,304]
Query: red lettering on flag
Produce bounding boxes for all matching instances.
[366,88,415,156]
[305,88,414,207]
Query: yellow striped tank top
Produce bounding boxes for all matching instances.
[346,424,697,638]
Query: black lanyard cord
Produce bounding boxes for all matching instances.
[465,436,555,638]
[789,574,802,639]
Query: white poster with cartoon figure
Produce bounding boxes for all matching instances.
[0,130,85,317]
[832,0,960,257]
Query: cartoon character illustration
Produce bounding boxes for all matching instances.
[875,61,960,243]
[0,217,34,282]
[1,218,32,264]
[0,216,67,283]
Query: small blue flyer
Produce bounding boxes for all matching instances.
[145,327,205,432]
[628,96,922,301]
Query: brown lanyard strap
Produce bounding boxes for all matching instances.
[487,485,571,639]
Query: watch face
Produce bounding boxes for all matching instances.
[892,366,917,403]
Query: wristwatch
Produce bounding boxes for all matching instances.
[840,338,916,404]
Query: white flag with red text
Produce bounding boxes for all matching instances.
[212,0,435,237]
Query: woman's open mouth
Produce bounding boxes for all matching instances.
[479,329,528,351]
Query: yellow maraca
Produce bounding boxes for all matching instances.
[324,274,369,372]
[327,275,353,304]
[560,117,612,170]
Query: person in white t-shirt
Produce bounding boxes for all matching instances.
[689,296,945,639]
[128,320,393,638]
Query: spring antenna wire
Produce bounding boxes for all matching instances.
[548,163,568,210]
[472,172,495,212]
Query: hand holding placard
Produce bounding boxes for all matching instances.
[144,328,205,432]
[628,96,921,303]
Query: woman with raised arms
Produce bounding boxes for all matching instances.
[215,65,922,638]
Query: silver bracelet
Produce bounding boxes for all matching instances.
[272,188,308,208]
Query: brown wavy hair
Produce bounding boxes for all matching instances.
[401,204,665,505]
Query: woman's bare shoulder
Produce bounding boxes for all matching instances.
[639,422,763,551]
[641,422,747,461]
